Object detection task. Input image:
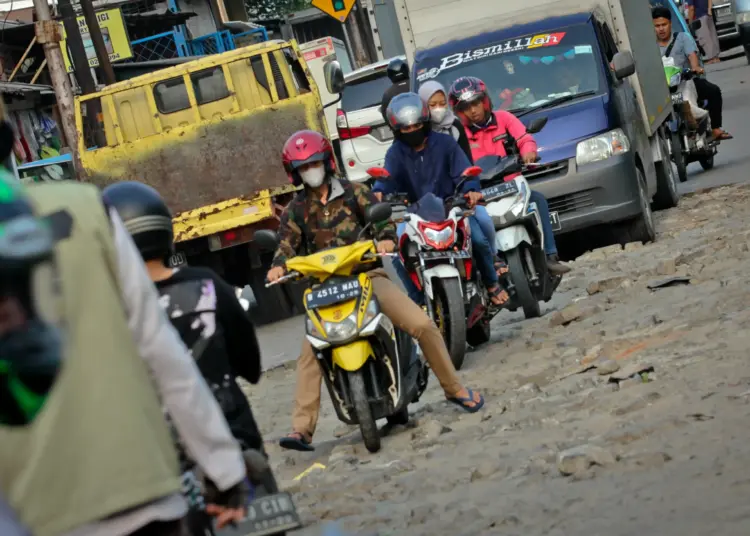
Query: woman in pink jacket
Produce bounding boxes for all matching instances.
[448,76,570,276]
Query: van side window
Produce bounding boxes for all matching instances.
[250,56,270,95]
[191,67,230,104]
[154,77,190,114]
[267,53,289,100]
[283,47,311,93]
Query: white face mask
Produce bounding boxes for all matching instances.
[431,107,448,124]
[299,166,326,188]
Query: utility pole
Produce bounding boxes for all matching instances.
[58,0,106,149]
[79,0,116,85]
[32,0,84,179]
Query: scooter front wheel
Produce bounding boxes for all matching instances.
[349,370,381,453]
[506,248,541,319]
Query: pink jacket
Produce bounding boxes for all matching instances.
[466,111,538,181]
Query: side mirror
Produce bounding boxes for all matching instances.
[236,285,258,311]
[254,229,279,251]
[526,117,548,134]
[461,166,482,177]
[367,167,391,179]
[324,60,345,95]
[612,51,636,80]
[365,202,392,223]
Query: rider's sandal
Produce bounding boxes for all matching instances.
[494,260,509,276]
[446,389,485,413]
[279,432,315,452]
[487,285,509,306]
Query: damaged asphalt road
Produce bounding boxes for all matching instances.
[244,182,750,536]
[240,59,750,536]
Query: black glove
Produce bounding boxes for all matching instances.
[203,477,250,510]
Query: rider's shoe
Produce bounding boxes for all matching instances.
[547,254,571,275]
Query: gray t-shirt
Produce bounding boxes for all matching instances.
[659,32,698,71]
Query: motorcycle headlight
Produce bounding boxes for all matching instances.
[324,313,359,342]
[306,317,325,339]
[420,225,455,249]
[576,128,630,166]
[669,73,682,87]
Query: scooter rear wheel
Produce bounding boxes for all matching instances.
[671,130,688,183]
[506,248,541,319]
[699,154,714,171]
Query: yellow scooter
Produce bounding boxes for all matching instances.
[255,203,429,453]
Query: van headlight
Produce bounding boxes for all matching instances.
[576,128,630,166]
[324,313,359,342]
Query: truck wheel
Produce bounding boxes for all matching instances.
[671,130,688,183]
[466,315,491,347]
[617,169,656,245]
[506,248,541,319]
[433,278,467,370]
[699,154,715,171]
[653,134,680,210]
[349,370,380,453]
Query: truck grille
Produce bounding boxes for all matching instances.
[525,160,568,181]
[549,189,595,214]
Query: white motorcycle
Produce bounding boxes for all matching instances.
[478,149,561,319]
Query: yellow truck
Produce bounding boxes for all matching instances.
[75,39,328,323]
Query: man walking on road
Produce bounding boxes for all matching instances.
[686,0,721,63]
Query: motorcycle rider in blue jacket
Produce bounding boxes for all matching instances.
[373,92,508,307]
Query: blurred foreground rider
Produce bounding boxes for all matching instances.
[0,121,249,535]
[103,181,269,534]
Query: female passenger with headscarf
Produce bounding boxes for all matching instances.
[419,81,473,162]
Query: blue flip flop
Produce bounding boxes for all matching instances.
[447,389,485,413]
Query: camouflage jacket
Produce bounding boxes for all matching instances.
[272,177,397,267]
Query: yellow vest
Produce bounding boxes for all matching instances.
[0,182,180,536]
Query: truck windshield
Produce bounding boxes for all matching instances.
[341,72,391,112]
[414,24,606,114]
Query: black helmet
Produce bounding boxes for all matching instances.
[0,176,63,426]
[385,92,430,130]
[387,58,409,84]
[102,181,174,262]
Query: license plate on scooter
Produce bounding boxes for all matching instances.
[550,211,562,231]
[481,181,518,201]
[215,492,302,536]
[420,250,471,260]
[671,92,683,104]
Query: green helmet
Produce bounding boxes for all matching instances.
[0,177,62,427]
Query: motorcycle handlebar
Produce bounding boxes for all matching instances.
[264,252,395,287]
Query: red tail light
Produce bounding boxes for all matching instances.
[417,220,456,250]
[337,109,371,139]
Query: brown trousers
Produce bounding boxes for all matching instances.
[292,269,462,438]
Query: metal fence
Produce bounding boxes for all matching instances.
[130,28,271,62]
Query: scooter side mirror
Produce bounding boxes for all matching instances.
[365,202,393,223]
[254,229,279,252]
[526,117,548,134]
[461,166,482,177]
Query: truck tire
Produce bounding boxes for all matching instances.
[617,169,656,245]
[433,278,467,370]
[671,130,688,183]
[653,134,680,210]
[506,247,541,319]
[349,370,380,453]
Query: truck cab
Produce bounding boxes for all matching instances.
[411,10,677,244]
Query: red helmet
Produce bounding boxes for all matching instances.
[448,77,493,124]
[281,130,336,185]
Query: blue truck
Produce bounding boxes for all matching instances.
[395,0,679,244]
